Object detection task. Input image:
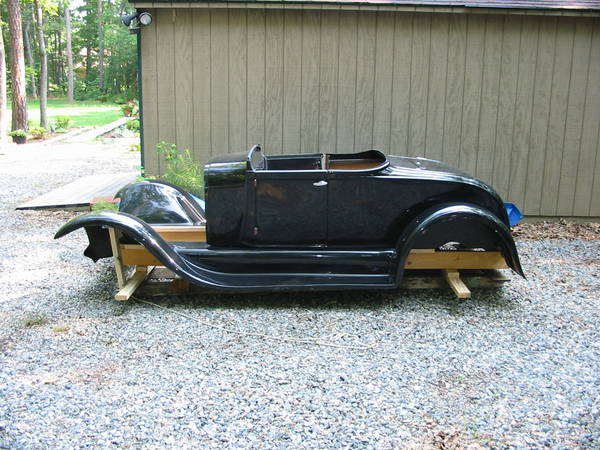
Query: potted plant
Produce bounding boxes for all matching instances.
[9,129,27,144]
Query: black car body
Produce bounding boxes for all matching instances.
[55,145,524,291]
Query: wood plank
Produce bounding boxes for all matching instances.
[151,226,206,242]
[336,10,358,152]
[282,9,303,154]
[156,9,176,169]
[318,10,340,154]
[408,13,431,157]
[121,246,162,266]
[574,19,600,216]
[540,17,575,215]
[404,251,508,269]
[442,14,467,167]
[372,12,394,152]
[390,12,413,155]
[228,9,248,155]
[174,10,194,154]
[492,15,521,199]
[140,9,159,174]
[265,9,284,154]
[354,11,376,150]
[246,9,266,148]
[556,18,593,216]
[115,266,154,301]
[424,13,449,161]
[17,173,138,210]
[475,15,503,184]
[109,228,126,289]
[459,14,485,175]
[443,269,472,299]
[508,16,539,208]
[210,9,229,157]
[300,10,321,153]
[524,16,556,215]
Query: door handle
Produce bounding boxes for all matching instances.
[313,180,328,187]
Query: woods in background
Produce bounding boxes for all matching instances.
[0,0,137,136]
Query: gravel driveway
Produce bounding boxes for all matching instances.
[0,139,599,448]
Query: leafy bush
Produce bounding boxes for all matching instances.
[91,200,119,212]
[55,116,71,129]
[8,129,27,138]
[129,143,141,152]
[126,119,140,132]
[153,141,204,197]
[29,126,47,140]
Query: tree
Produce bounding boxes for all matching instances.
[6,0,27,132]
[96,0,104,93]
[64,4,73,103]
[0,18,7,143]
[34,0,48,128]
[23,22,37,99]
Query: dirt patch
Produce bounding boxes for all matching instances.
[512,220,600,241]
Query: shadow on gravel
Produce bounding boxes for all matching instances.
[131,286,518,313]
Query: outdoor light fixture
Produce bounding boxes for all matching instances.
[121,12,153,34]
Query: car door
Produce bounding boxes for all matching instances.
[253,170,328,246]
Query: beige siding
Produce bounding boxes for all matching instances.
[140,9,600,217]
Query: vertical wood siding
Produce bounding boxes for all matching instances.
[141,9,600,217]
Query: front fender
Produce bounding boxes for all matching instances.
[395,204,525,283]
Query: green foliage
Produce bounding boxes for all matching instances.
[29,126,48,140]
[91,200,119,212]
[153,142,205,197]
[9,130,27,138]
[55,116,71,129]
[129,143,141,152]
[126,119,140,132]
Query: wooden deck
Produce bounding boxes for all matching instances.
[17,172,138,210]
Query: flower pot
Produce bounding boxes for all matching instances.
[12,136,26,144]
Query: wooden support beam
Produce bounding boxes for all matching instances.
[152,225,206,242]
[443,270,471,299]
[115,266,154,301]
[405,251,508,269]
[108,228,126,288]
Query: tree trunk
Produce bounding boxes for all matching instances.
[97,0,104,93]
[7,0,28,132]
[65,6,74,103]
[34,0,47,129]
[0,21,8,144]
[23,22,37,100]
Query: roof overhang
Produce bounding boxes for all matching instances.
[129,0,600,17]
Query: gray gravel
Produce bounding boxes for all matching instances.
[0,139,599,448]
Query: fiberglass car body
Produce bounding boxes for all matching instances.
[55,145,524,291]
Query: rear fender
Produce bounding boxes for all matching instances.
[54,211,204,279]
[395,204,525,283]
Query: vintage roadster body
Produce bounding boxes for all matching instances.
[55,145,524,291]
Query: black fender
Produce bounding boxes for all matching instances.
[395,204,525,284]
[54,211,241,290]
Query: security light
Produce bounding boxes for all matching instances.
[139,12,153,26]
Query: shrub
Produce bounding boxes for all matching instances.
[129,143,141,152]
[126,119,140,132]
[29,126,47,140]
[8,129,27,138]
[91,200,119,212]
[55,116,71,129]
[153,141,204,197]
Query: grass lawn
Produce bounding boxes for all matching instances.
[11,98,123,128]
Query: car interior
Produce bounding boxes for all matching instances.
[248,145,388,172]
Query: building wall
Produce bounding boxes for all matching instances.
[140,7,600,217]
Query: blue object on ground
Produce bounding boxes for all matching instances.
[504,203,523,227]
